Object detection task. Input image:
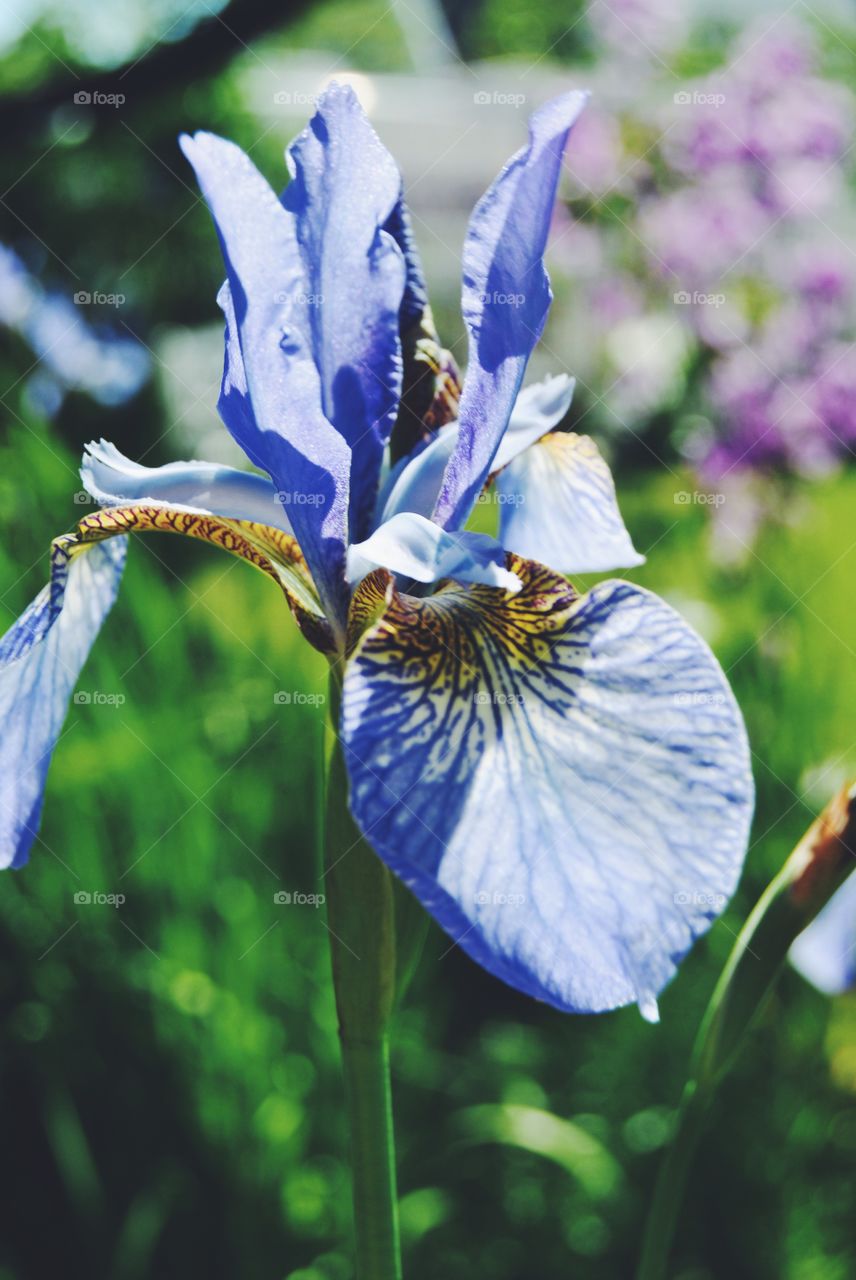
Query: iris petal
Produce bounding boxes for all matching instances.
[347,512,520,593]
[490,374,575,471]
[283,85,405,538]
[0,538,125,869]
[0,476,334,870]
[181,129,352,635]
[790,875,856,995]
[82,439,293,532]
[432,92,588,531]
[495,433,645,574]
[379,374,574,525]
[341,557,753,1015]
[75,503,331,651]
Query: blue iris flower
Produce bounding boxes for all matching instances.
[0,86,754,1018]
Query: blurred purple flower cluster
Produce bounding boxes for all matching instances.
[554,11,856,502]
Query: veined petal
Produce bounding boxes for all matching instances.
[181,130,352,636]
[71,504,332,652]
[432,92,588,531]
[379,374,574,525]
[347,511,520,593]
[790,874,856,995]
[0,480,338,869]
[495,433,645,574]
[491,374,575,471]
[284,85,405,539]
[82,439,293,532]
[341,558,753,1015]
[81,442,328,643]
[0,538,125,869]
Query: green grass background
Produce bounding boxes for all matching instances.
[1,0,856,1275]
[1,426,854,1279]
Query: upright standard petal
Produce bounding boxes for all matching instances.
[790,874,856,995]
[347,512,521,593]
[341,559,753,1015]
[181,130,352,635]
[0,538,125,869]
[283,85,406,539]
[495,433,645,574]
[432,92,588,531]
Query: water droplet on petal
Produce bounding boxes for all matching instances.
[638,994,660,1024]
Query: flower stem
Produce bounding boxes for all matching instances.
[637,783,856,1280]
[338,1035,400,1279]
[636,1080,709,1280]
[324,670,402,1280]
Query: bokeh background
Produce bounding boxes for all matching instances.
[2,1,856,1277]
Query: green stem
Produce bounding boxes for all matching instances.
[637,782,856,1280]
[324,669,402,1280]
[636,1081,709,1280]
[339,1036,400,1278]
